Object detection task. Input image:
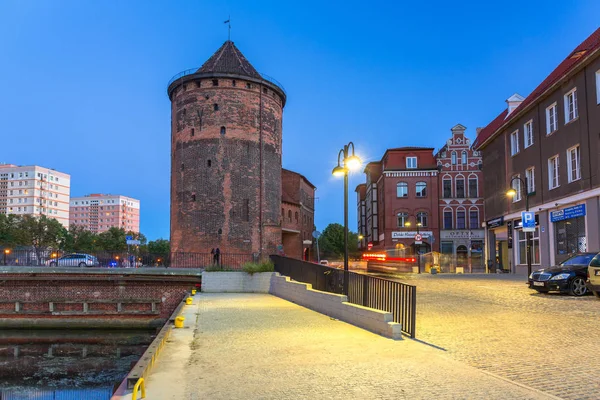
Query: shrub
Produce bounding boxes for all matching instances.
[242,261,274,275]
[204,264,235,272]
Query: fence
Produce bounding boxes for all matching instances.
[0,249,255,269]
[270,255,417,338]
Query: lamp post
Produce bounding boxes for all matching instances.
[405,217,423,274]
[332,142,362,296]
[507,176,532,278]
[3,249,10,266]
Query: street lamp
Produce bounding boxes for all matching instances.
[507,176,532,278]
[405,218,423,274]
[3,249,10,266]
[332,142,362,295]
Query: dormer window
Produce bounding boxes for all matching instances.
[406,157,417,169]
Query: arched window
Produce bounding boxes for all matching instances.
[456,176,465,198]
[456,208,466,229]
[281,208,284,218]
[295,211,299,222]
[443,177,452,198]
[417,212,428,227]
[396,182,408,198]
[415,182,427,197]
[462,151,468,164]
[220,126,226,135]
[468,175,478,198]
[451,151,457,165]
[397,212,409,228]
[288,210,292,222]
[443,208,453,229]
[469,208,479,229]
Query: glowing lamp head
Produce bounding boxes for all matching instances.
[4,249,10,255]
[345,155,362,171]
[332,165,347,177]
[358,234,364,240]
[405,222,411,227]
[506,188,517,198]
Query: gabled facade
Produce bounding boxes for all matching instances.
[475,27,600,273]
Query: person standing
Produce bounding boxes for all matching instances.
[210,248,216,265]
[215,248,221,266]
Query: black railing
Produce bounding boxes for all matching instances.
[0,249,254,269]
[270,255,417,338]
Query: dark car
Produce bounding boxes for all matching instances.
[528,252,598,296]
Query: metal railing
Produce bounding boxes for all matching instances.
[167,68,286,94]
[270,255,417,338]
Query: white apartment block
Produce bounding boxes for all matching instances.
[0,164,71,228]
[70,194,140,233]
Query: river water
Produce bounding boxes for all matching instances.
[0,329,155,400]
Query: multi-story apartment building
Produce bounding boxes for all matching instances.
[436,124,485,270]
[0,164,71,228]
[70,194,140,233]
[281,169,316,260]
[474,27,600,273]
[358,148,440,255]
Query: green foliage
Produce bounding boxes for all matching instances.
[317,223,360,259]
[0,214,20,247]
[63,225,99,253]
[97,227,128,252]
[148,239,170,256]
[242,261,275,275]
[16,215,67,251]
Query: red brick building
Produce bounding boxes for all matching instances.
[281,169,316,260]
[436,124,485,270]
[359,148,441,255]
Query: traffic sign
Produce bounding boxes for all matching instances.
[126,235,133,241]
[414,234,422,244]
[126,239,141,245]
[522,211,536,232]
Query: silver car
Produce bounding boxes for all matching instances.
[46,253,99,267]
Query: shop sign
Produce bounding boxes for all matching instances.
[550,204,586,223]
[440,230,485,239]
[507,221,513,249]
[486,216,504,228]
[391,231,433,239]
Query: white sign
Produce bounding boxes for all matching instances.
[415,234,422,244]
[522,211,536,232]
[126,239,141,245]
[440,230,485,240]
[391,231,433,239]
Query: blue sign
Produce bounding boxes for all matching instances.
[126,235,133,241]
[550,204,586,223]
[521,211,536,232]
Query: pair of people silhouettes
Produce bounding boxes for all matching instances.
[210,248,221,265]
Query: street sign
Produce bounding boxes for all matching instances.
[126,239,141,245]
[414,234,422,244]
[126,235,133,241]
[521,211,536,232]
[312,230,321,239]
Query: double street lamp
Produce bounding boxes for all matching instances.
[332,142,362,296]
[507,176,533,278]
[405,218,423,274]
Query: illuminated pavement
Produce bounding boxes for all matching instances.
[141,293,554,400]
[383,273,600,400]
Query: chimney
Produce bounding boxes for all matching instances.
[476,127,483,136]
[506,93,525,115]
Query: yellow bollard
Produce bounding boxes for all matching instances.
[191,289,197,296]
[174,316,185,328]
[185,297,193,305]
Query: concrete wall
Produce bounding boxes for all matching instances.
[201,272,274,293]
[269,274,402,340]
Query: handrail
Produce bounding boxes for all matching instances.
[132,378,145,400]
[166,68,286,95]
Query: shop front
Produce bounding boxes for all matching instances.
[391,231,434,256]
[551,204,587,264]
[440,229,485,272]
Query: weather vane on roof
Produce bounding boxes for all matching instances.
[224,16,231,41]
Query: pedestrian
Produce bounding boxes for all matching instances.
[215,248,221,266]
[210,248,215,265]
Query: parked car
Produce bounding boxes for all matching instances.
[528,252,598,296]
[586,253,600,298]
[45,254,99,267]
[319,260,329,265]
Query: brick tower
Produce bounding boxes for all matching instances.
[167,41,286,258]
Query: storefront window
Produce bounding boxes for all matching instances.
[517,228,540,265]
[441,242,453,254]
[555,216,586,256]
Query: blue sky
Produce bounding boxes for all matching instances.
[1,1,598,240]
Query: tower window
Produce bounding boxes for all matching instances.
[181,163,184,171]
[232,80,236,87]
[246,83,252,89]
[243,199,249,221]
[263,87,268,94]
[212,79,218,86]
[191,128,195,137]
[214,104,219,111]
[182,108,186,115]
[191,194,196,202]
[220,126,226,135]
[183,84,187,91]
[207,159,211,167]
[196,81,201,88]
[218,228,222,235]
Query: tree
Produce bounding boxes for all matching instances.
[318,223,359,260]
[97,227,128,252]
[0,214,20,248]
[64,225,99,253]
[15,215,67,264]
[148,239,170,256]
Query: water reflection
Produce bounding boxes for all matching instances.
[0,330,155,400]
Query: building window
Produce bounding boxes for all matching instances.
[461,151,467,164]
[396,182,408,198]
[406,157,417,169]
[220,126,226,135]
[567,145,581,182]
[469,210,479,229]
[555,216,586,255]
[451,152,457,165]
[524,120,533,148]
[456,210,466,229]
[288,210,292,222]
[456,178,465,198]
[191,128,195,137]
[417,212,428,227]
[511,175,522,202]
[181,163,184,171]
[443,211,453,230]
[510,130,519,156]
[468,177,478,198]
[397,212,409,228]
[546,103,558,135]
[295,211,299,222]
[207,159,212,167]
[548,155,560,189]
[564,88,578,123]
[518,228,540,265]
[443,178,452,198]
[526,167,535,194]
[191,194,196,202]
[214,104,219,111]
[232,80,236,87]
[415,182,427,197]
[212,79,218,86]
[246,83,252,89]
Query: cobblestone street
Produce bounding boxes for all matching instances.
[384,273,600,400]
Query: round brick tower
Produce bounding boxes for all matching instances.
[167,41,286,259]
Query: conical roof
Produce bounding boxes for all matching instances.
[197,41,262,79]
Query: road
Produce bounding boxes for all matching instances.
[380,273,600,400]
